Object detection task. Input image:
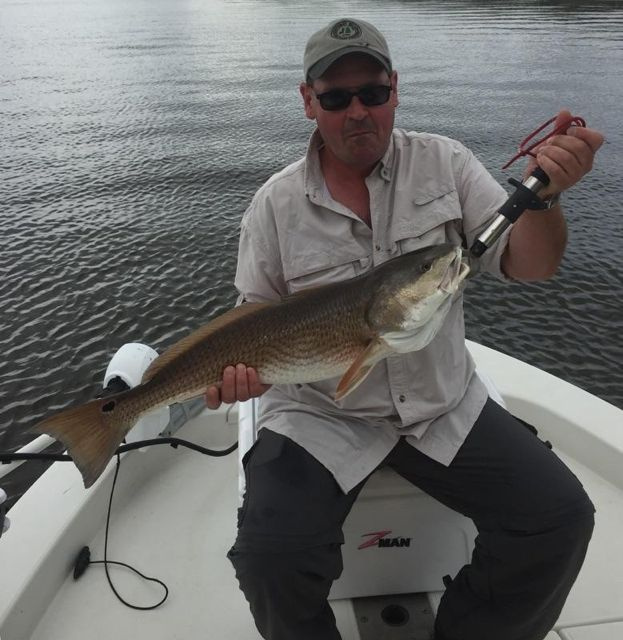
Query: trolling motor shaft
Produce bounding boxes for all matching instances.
[469,167,551,258]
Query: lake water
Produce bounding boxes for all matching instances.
[1,0,622,507]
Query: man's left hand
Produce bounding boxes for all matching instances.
[525,109,604,198]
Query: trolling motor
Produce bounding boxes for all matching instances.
[101,343,170,445]
[469,115,586,258]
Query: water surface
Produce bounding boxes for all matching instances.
[1,0,622,506]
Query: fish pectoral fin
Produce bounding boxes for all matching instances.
[335,338,390,401]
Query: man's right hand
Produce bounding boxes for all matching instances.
[205,364,271,409]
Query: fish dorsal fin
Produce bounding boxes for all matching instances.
[141,303,272,383]
[335,337,391,401]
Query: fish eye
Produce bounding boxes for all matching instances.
[421,262,432,273]
[101,400,116,413]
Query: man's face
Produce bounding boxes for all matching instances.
[300,54,398,171]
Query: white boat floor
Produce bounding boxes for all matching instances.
[24,409,623,640]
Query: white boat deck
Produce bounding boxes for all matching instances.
[30,419,259,640]
[1,342,622,640]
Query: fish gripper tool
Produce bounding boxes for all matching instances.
[470,114,586,258]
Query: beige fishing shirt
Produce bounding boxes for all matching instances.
[234,128,511,493]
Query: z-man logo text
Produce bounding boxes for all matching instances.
[358,530,412,550]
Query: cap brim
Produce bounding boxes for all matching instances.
[307,46,391,81]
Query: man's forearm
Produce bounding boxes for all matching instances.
[501,205,567,281]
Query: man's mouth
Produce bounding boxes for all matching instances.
[346,130,376,138]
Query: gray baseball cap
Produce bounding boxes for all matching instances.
[304,18,392,82]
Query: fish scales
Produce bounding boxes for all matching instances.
[145,281,373,398]
[31,243,469,488]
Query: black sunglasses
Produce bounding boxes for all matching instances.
[313,85,392,111]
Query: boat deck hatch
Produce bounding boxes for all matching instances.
[352,593,435,640]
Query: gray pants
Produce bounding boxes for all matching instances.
[228,398,595,640]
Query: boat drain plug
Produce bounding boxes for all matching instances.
[380,603,410,626]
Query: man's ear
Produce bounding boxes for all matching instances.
[390,70,399,108]
[299,82,316,120]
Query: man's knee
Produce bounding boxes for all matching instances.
[228,543,343,606]
[528,473,596,536]
[481,509,595,615]
[436,512,595,640]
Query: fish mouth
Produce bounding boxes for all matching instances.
[439,247,470,294]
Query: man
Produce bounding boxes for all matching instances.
[206,18,604,640]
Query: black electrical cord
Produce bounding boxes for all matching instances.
[1,435,238,610]
[0,436,238,464]
[81,453,169,610]
[74,439,237,610]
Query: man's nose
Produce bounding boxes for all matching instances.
[345,95,368,119]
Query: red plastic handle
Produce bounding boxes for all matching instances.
[502,115,586,169]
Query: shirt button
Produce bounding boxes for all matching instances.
[398,394,406,403]
[375,244,381,251]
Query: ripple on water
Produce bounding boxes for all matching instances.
[1,0,622,508]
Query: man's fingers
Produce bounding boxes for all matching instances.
[553,108,573,132]
[247,367,271,396]
[236,363,251,402]
[545,134,591,167]
[220,365,237,404]
[205,365,271,408]
[537,144,582,179]
[205,386,222,410]
[533,120,606,194]
[567,125,605,154]
[534,154,569,193]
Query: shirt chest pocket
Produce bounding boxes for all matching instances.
[283,253,370,295]
[390,188,464,254]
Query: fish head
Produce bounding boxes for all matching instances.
[366,244,470,353]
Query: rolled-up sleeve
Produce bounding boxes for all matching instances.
[458,149,512,280]
[234,198,287,304]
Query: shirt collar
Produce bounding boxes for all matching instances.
[303,130,325,199]
[304,128,396,197]
[378,130,395,182]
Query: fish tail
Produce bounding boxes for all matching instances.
[32,391,136,488]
